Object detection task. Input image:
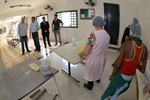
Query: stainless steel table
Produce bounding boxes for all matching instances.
[52,41,85,83]
[0,57,61,100]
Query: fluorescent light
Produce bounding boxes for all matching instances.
[10,5,31,8]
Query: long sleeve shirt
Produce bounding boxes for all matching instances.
[30,21,39,33]
[18,22,28,36]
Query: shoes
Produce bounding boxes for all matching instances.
[54,44,57,46]
[38,50,40,52]
[22,52,24,55]
[83,83,93,90]
[49,44,52,47]
[96,79,100,83]
[45,46,47,48]
[27,50,31,52]
[34,49,37,51]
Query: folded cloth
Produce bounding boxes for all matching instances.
[29,63,40,71]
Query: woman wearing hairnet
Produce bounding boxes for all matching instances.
[101,18,148,100]
[78,16,110,90]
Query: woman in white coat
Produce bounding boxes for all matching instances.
[78,16,110,90]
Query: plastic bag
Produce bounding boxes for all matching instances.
[40,59,52,76]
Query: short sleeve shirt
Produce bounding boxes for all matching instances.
[86,32,96,47]
[52,19,63,30]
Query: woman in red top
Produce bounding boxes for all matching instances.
[101,18,148,100]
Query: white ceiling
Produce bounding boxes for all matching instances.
[0,0,58,14]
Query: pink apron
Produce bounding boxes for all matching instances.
[84,30,110,81]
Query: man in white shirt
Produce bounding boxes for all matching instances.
[18,17,31,55]
[30,16,40,52]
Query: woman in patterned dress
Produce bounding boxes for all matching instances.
[78,16,110,90]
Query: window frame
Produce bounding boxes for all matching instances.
[56,10,78,28]
[36,14,49,26]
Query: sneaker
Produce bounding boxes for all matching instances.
[54,44,57,46]
[83,83,93,90]
[49,44,52,47]
[27,50,31,52]
[96,79,100,83]
[34,49,37,51]
[38,50,40,52]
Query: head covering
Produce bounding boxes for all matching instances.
[130,18,142,37]
[92,16,106,27]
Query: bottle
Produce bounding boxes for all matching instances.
[72,33,76,46]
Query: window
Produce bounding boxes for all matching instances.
[36,14,48,26]
[56,10,78,28]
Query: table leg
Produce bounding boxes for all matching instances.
[30,88,57,100]
[62,62,80,83]
[68,62,71,76]
[53,76,62,100]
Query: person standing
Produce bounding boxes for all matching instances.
[40,17,52,48]
[18,17,31,55]
[30,16,40,52]
[52,13,63,46]
[78,16,110,90]
[118,25,130,52]
[121,25,130,44]
[101,18,148,100]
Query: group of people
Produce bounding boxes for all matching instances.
[78,16,148,100]
[18,13,63,55]
[18,12,148,99]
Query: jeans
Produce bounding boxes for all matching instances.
[54,30,62,45]
[32,32,40,50]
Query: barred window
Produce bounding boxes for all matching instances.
[36,14,48,26]
[56,10,78,28]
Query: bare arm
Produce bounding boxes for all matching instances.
[138,45,148,74]
[61,22,63,28]
[78,45,92,58]
[109,43,126,80]
[59,21,63,30]
[51,20,54,32]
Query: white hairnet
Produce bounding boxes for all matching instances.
[130,18,142,37]
[92,16,106,27]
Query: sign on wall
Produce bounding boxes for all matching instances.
[80,9,95,20]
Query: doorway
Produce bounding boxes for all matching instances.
[104,3,120,45]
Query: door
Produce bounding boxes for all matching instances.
[104,3,120,45]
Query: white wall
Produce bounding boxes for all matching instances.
[0,10,30,20]
[1,0,149,50]
[29,0,150,50]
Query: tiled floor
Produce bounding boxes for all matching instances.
[1,39,59,69]
[0,39,137,100]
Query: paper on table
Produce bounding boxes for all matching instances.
[29,63,40,71]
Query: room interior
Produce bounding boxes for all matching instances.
[0,0,150,100]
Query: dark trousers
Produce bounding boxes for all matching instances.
[32,32,40,51]
[20,35,30,53]
[42,32,51,47]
